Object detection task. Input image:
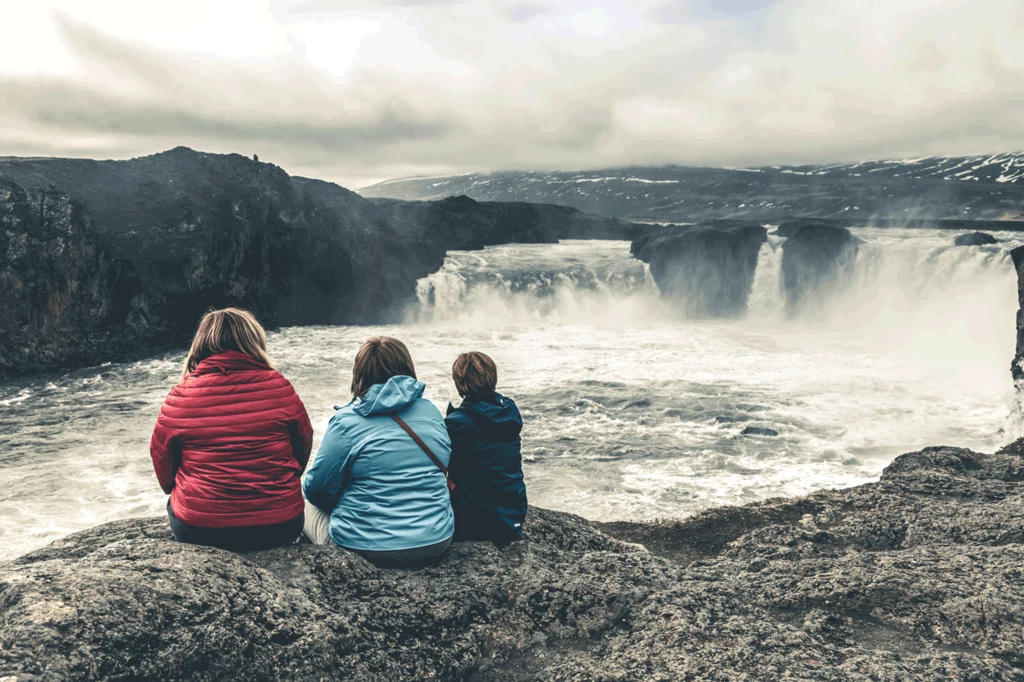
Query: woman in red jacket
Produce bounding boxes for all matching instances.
[150,308,313,551]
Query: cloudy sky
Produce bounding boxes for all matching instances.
[1,0,1023,188]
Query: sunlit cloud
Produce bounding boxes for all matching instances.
[0,0,1022,188]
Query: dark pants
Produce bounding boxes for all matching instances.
[167,501,303,552]
[453,505,523,544]
[356,536,453,568]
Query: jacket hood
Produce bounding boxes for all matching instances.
[451,393,523,438]
[192,350,271,376]
[353,375,426,416]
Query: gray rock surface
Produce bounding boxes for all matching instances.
[3,445,1024,680]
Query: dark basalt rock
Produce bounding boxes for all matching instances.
[742,426,779,436]
[3,446,1023,681]
[630,221,768,317]
[774,218,835,238]
[0,149,630,379]
[1011,245,1024,382]
[781,223,860,313]
[954,231,999,246]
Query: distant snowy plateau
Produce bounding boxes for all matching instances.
[361,152,1024,224]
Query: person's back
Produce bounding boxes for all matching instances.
[302,337,454,566]
[150,308,313,551]
[445,352,527,542]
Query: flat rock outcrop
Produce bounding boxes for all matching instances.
[0,149,630,379]
[3,445,1024,681]
[630,221,767,317]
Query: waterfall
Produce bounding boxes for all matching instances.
[412,232,1021,382]
[413,240,662,324]
[747,237,785,321]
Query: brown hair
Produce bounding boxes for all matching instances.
[351,336,417,398]
[182,308,271,379]
[452,351,497,399]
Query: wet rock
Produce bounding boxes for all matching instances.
[630,221,767,317]
[4,446,1024,680]
[1011,245,1024,382]
[954,231,999,246]
[742,426,779,436]
[781,223,860,314]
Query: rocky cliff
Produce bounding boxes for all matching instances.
[630,221,767,317]
[0,148,629,379]
[780,224,860,314]
[1,445,1023,681]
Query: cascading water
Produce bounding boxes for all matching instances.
[412,240,662,324]
[747,236,786,321]
[0,231,1020,560]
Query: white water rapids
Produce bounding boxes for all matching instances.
[0,228,1019,559]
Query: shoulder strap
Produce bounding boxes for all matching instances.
[392,415,455,491]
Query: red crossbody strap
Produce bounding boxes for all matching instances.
[392,415,451,481]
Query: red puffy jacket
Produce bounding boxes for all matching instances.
[149,351,314,528]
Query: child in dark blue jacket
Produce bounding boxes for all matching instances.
[445,352,527,543]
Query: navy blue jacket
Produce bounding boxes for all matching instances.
[445,393,527,542]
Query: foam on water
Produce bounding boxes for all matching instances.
[0,233,1019,558]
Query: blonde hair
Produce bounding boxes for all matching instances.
[351,336,416,398]
[182,308,271,379]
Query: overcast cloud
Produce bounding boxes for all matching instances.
[0,0,1022,188]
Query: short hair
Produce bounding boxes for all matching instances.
[452,351,497,399]
[182,308,271,379]
[351,336,417,398]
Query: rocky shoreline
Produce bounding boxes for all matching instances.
[3,444,1023,681]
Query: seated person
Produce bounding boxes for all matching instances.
[445,351,527,543]
[149,308,313,551]
[302,336,454,567]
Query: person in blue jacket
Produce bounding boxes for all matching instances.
[445,351,527,543]
[302,336,454,566]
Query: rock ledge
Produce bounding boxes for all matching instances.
[3,446,1024,681]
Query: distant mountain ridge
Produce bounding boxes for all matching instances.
[360,152,1024,223]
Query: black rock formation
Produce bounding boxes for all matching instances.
[630,221,768,317]
[781,224,860,314]
[1011,246,1024,382]
[742,426,779,436]
[0,149,629,379]
[3,446,1024,680]
[954,231,999,246]
[0,181,135,376]
[774,218,827,238]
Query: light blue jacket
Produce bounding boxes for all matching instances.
[303,375,454,551]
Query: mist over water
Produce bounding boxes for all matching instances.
[0,232,1018,559]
